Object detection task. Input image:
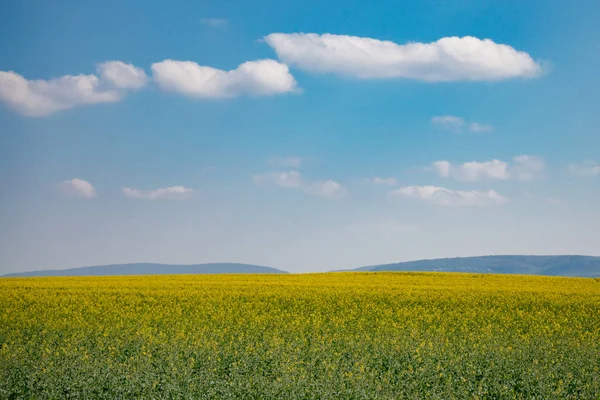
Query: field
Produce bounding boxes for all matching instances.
[1,273,599,399]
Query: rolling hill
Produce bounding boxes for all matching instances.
[343,255,600,277]
[2,263,288,277]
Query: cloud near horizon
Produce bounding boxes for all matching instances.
[371,176,398,186]
[393,185,509,206]
[568,161,600,177]
[431,155,545,182]
[59,178,97,199]
[123,186,193,200]
[264,33,543,81]
[0,62,147,116]
[253,171,346,199]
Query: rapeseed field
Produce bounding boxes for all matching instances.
[1,272,599,399]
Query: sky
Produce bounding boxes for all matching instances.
[1,0,599,274]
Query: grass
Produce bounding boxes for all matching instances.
[1,272,599,399]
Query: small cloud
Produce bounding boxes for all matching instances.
[430,155,545,182]
[431,159,509,181]
[253,171,303,188]
[123,186,193,200]
[468,122,493,133]
[151,59,298,98]
[431,115,493,133]
[304,180,347,199]
[97,61,148,89]
[59,178,96,199]
[511,155,545,181]
[568,161,600,177]
[0,61,146,117]
[253,171,346,200]
[392,185,508,207]
[431,115,465,132]
[268,156,303,168]
[200,18,228,28]
[371,176,397,186]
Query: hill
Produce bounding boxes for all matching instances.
[2,263,288,277]
[342,255,600,277]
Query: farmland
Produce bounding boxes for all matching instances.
[1,273,599,399]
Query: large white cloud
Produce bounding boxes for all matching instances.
[0,61,146,117]
[393,185,508,207]
[431,155,545,182]
[123,186,193,200]
[264,33,543,81]
[59,178,96,199]
[253,171,346,199]
[151,59,298,98]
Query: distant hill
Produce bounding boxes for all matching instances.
[3,263,288,277]
[340,255,600,277]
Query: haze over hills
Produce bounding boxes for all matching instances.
[2,263,288,277]
[341,255,600,277]
[3,255,600,277]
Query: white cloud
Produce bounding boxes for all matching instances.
[431,115,493,133]
[151,59,298,98]
[432,159,509,181]
[0,71,120,117]
[123,186,193,200]
[264,33,542,81]
[431,115,465,132]
[568,161,600,177]
[253,171,346,199]
[431,155,544,181]
[200,18,228,28]
[393,185,508,207]
[511,155,545,181]
[468,122,493,133]
[268,156,303,168]
[0,61,146,117]
[371,176,397,186]
[431,160,452,177]
[97,61,148,89]
[304,180,347,199]
[253,171,303,188]
[59,178,96,199]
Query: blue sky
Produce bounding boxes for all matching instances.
[1,0,599,273]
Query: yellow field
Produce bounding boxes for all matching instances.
[1,273,599,399]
